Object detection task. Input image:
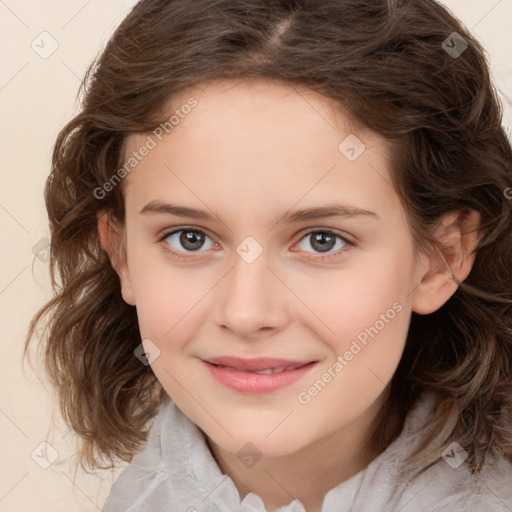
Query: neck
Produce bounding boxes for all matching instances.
[206,395,404,512]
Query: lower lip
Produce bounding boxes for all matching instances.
[201,360,318,394]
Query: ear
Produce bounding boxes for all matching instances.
[411,209,482,315]
[97,211,136,306]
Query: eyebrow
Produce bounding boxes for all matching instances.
[139,200,379,224]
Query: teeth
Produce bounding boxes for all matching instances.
[219,364,304,374]
[254,367,286,374]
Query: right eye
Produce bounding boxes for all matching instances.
[159,227,219,260]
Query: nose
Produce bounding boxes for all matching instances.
[213,248,290,340]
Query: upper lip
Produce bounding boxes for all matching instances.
[202,356,316,371]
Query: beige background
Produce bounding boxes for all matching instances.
[1,1,511,510]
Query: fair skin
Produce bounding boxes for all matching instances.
[98,78,481,512]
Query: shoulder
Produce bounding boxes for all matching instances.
[395,450,512,511]
[101,396,229,512]
[381,392,512,511]
[101,398,172,512]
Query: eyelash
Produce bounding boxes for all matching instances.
[157,227,354,262]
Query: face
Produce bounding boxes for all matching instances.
[114,79,430,459]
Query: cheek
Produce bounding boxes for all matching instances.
[133,277,202,342]
[129,264,224,368]
[126,247,192,340]
[294,256,411,348]
[292,252,413,414]
[295,284,411,440]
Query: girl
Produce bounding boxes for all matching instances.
[25,0,512,511]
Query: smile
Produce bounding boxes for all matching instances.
[200,357,318,394]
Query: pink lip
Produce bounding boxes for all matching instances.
[201,357,318,394]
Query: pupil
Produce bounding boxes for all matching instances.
[181,230,204,251]
[312,232,334,253]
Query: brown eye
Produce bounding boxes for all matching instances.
[294,229,353,260]
[161,228,216,254]
[307,231,337,253]
[178,230,205,251]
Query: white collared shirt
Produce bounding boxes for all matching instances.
[102,391,512,511]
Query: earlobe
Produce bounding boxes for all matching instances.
[411,209,481,315]
[97,212,136,306]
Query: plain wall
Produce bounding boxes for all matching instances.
[0,1,511,510]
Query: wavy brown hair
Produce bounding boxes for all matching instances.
[25,0,512,475]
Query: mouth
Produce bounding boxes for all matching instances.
[200,356,318,394]
[202,356,317,373]
[205,362,313,374]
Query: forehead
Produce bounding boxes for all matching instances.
[121,78,398,220]
[123,77,384,158]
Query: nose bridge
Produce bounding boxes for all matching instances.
[214,241,287,336]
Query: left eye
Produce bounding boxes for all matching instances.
[161,229,216,253]
[295,230,349,255]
